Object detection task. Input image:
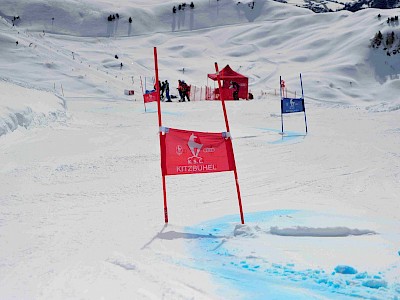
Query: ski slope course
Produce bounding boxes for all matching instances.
[0,0,399,299]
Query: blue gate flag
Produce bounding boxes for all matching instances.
[281,97,305,114]
[279,74,308,134]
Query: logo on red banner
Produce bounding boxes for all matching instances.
[161,128,235,176]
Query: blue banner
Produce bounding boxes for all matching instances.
[281,98,305,114]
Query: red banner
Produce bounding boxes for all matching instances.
[161,128,235,176]
[143,91,157,103]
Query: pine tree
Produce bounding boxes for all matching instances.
[371,31,383,48]
[387,0,397,8]
[386,32,395,48]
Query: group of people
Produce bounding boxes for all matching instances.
[172,2,195,13]
[151,79,239,101]
[107,14,119,21]
[154,80,190,102]
[152,79,239,101]
[155,80,172,102]
[11,16,20,26]
[107,14,132,23]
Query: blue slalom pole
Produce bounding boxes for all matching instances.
[300,73,308,133]
[280,76,284,134]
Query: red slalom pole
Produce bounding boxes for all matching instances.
[214,62,245,224]
[140,76,146,112]
[154,47,169,223]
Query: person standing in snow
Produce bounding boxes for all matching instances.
[180,80,190,102]
[177,80,184,101]
[164,80,171,102]
[161,81,166,100]
[230,81,240,100]
[155,80,162,100]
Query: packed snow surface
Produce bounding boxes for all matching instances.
[0,0,399,299]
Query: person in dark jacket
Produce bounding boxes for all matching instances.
[161,81,166,99]
[164,80,171,102]
[180,80,190,102]
[230,81,240,100]
[177,80,184,101]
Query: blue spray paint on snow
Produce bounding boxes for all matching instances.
[256,127,306,144]
[362,279,388,289]
[334,265,358,275]
[142,107,182,116]
[86,105,181,116]
[184,210,399,300]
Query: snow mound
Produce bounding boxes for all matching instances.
[334,265,358,274]
[233,224,261,237]
[362,279,388,289]
[269,226,376,237]
[0,80,67,137]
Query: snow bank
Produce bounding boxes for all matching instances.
[362,278,388,289]
[269,226,376,237]
[334,265,358,274]
[0,80,66,137]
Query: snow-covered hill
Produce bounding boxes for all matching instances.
[1,0,399,118]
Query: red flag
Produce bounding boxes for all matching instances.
[161,128,235,176]
[143,91,158,103]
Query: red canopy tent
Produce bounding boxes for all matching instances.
[207,65,249,100]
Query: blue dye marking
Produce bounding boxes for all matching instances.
[184,210,398,300]
[88,106,128,113]
[355,272,368,279]
[256,127,306,144]
[362,279,388,289]
[335,265,358,275]
[142,108,182,116]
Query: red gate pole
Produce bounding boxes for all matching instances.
[214,62,245,224]
[140,76,147,112]
[154,47,168,223]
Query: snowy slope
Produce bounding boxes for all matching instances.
[0,0,399,299]
[1,0,399,111]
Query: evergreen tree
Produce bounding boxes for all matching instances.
[371,31,383,48]
[386,31,395,48]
